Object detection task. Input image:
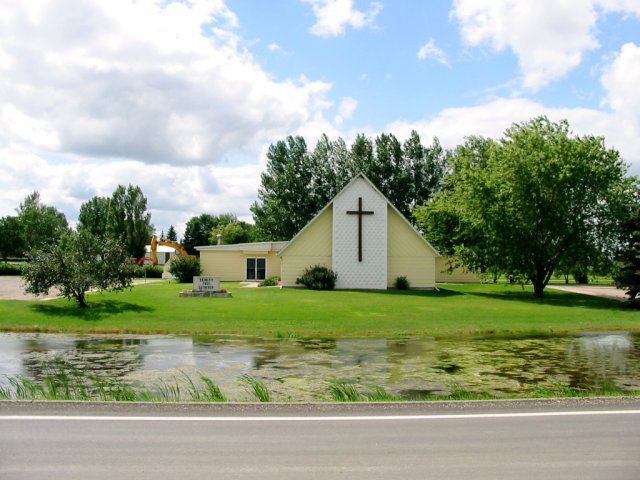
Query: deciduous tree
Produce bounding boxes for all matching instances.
[251,131,448,240]
[23,231,134,308]
[613,186,640,305]
[0,216,24,260]
[78,196,110,239]
[209,221,255,245]
[183,213,241,253]
[251,136,317,241]
[16,192,68,252]
[106,185,153,259]
[416,117,633,297]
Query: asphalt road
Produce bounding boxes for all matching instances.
[1,398,639,480]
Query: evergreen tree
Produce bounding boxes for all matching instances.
[166,225,178,242]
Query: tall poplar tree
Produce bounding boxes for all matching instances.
[251,131,448,241]
[78,196,110,239]
[106,185,153,259]
[251,136,318,241]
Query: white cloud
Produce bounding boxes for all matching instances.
[0,0,352,238]
[386,99,640,176]
[451,0,640,91]
[334,97,358,126]
[1,105,60,150]
[0,0,336,166]
[2,0,638,241]
[601,42,640,124]
[451,0,600,90]
[267,42,286,54]
[303,0,382,37]
[598,0,640,16]
[0,145,265,238]
[417,39,450,66]
[384,42,640,174]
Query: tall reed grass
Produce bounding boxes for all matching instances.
[0,368,227,403]
[240,374,271,402]
[0,370,635,403]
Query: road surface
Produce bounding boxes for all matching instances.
[1,398,639,480]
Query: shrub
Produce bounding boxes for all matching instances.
[296,265,337,290]
[393,275,410,290]
[133,265,164,278]
[573,271,589,284]
[0,262,25,275]
[259,275,280,287]
[169,256,202,283]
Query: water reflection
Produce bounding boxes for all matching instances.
[18,336,145,382]
[0,333,638,401]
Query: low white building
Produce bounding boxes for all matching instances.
[143,245,179,265]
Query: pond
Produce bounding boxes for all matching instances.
[1,332,639,401]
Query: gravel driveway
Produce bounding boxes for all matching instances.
[546,284,628,301]
[0,276,61,300]
[0,276,164,301]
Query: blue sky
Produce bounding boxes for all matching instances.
[1,0,639,238]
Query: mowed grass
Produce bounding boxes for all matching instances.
[0,281,638,338]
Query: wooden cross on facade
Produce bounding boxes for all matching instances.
[346,197,374,262]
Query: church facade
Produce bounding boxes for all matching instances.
[279,174,438,289]
[198,174,440,289]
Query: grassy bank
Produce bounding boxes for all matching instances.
[0,281,638,338]
[1,369,636,403]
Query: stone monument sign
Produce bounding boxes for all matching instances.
[193,276,221,292]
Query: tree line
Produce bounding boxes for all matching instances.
[1,185,155,308]
[251,117,639,300]
[182,213,255,255]
[161,130,446,252]
[4,116,639,301]
[0,185,155,261]
[251,131,447,241]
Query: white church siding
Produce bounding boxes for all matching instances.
[332,176,388,290]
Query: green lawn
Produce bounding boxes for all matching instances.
[0,281,638,338]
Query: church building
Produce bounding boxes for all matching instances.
[197,173,441,289]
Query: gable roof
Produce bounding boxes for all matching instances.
[196,241,289,253]
[278,173,440,257]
